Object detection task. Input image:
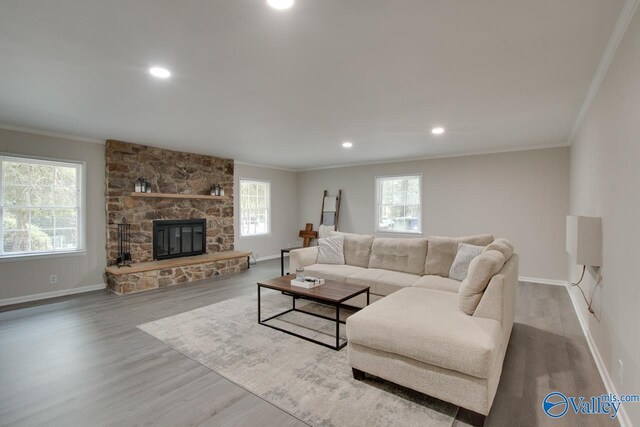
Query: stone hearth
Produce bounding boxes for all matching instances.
[105,252,250,295]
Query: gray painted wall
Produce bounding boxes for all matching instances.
[297,147,570,281]
[0,131,302,302]
[569,7,640,425]
[233,163,299,260]
[0,129,571,302]
[0,128,106,300]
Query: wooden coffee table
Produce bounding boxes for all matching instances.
[257,274,370,351]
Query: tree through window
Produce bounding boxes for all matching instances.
[375,175,421,234]
[1,155,83,256]
[240,179,270,237]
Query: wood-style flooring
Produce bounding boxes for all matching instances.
[0,260,614,426]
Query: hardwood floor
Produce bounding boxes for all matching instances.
[0,260,614,426]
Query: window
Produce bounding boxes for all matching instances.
[1,155,84,257]
[239,179,270,237]
[375,174,422,234]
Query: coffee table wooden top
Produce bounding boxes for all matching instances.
[257,275,369,303]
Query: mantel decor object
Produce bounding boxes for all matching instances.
[135,177,152,193]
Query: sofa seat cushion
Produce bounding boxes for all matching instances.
[412,275,462,293]
[302,264,367,282]
[346,269,421,296]
[346,287,502,378]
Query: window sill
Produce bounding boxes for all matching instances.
[239,233,271,239]
[0,250,87,263]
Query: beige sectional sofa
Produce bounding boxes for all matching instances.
[289,232,519,418]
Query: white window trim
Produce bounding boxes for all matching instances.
[374,173,423,235]
[239,178,271,238]
[0,152,86,260]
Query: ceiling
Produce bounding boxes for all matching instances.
[0,0,625,170]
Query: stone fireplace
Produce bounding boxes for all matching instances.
[105,140,235,264]
[104,140,249,295]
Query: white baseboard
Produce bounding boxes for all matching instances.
[518,276,568,286]
[566,285,630,427]
[0,283,107,307]
[255,253,286,262]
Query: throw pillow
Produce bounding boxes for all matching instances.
[458,250,506,315]
[449,243,485,281]
[316,235,345,265]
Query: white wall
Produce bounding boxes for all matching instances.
[234,163,299,260]
[0,129,106,301]
[569,6,640,425]
[298,147,570,281]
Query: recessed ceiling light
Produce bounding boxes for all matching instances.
[267,0,295,10]
[149,67,171,79]
[431,127,445,135]
[342,141,353,148]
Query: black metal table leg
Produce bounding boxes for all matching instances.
[280,250,285,276]
[367,289,370,305]
[257,285,261,322]
[336,303,340,350]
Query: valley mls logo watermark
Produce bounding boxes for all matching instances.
[542,391,640,419]
[542,392,570,418]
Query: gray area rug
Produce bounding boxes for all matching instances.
[138,290,458,427]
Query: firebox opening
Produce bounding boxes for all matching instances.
[153,219,206,261]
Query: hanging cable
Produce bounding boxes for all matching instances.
[570,265,595,314]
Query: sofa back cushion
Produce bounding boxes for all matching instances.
[458,250,506,315]
[368,237,428,275]
[424,234,494,277]
[330,231,374,268]
[482,238,514,262]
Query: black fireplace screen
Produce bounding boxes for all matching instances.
[153,219,206,260]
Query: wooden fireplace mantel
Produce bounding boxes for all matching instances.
[129,192,227,200]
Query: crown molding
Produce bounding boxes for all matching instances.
[234,160,297,173]
[568,0,640,144]
[0,123,105,144]
[297,143,569,172]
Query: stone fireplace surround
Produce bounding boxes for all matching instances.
[104,140,249,294]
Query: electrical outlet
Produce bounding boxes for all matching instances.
[49,275,58,284]
[618,359,623,386]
